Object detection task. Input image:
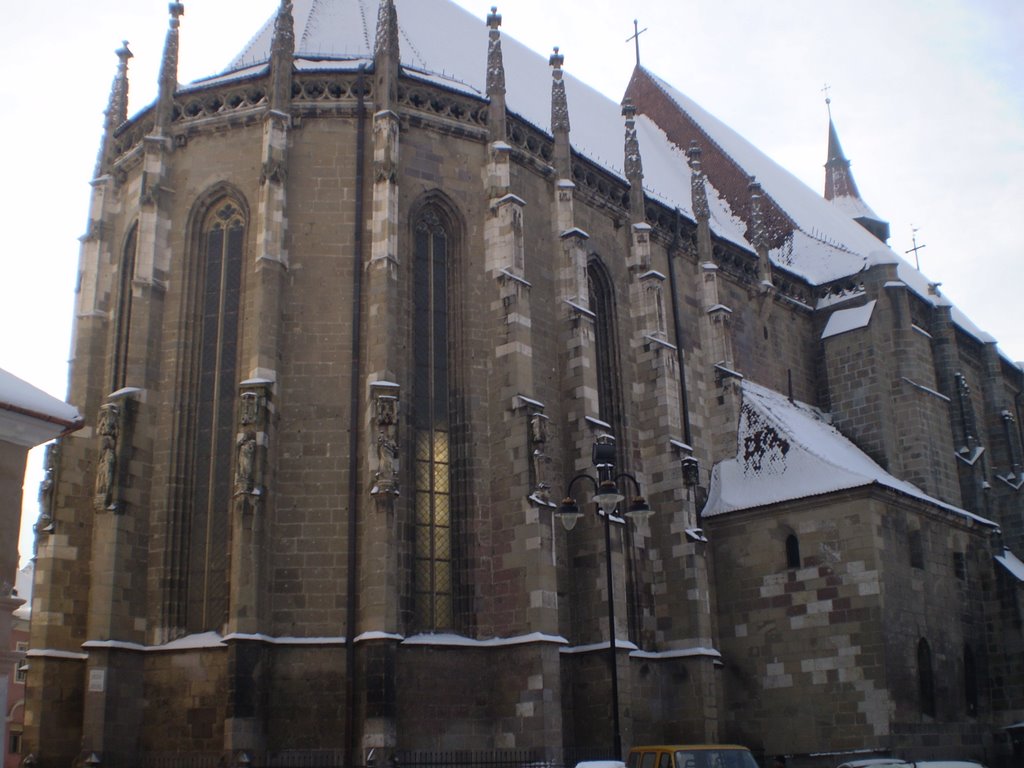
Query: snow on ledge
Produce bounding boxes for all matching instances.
[630,646,721,660]
[402,631,568,647]
[996,549,1024,582]
[821,300,876,340]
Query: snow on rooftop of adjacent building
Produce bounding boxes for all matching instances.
[0,367,81,447]
[702,379,999,528]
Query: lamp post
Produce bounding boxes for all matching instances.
[556,435,652,761]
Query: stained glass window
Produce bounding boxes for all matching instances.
[188,199,244,633]
[412,209,453,631]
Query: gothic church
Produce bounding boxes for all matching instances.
[22,1,1024,767]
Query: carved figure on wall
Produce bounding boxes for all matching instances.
[235,433,257,495]
[39,441,59,513]
[529,411,552,505]
[240,390,261,426]
[372,390,400,496]
[94,404,120,510]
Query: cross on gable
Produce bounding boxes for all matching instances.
[627,19,648,67]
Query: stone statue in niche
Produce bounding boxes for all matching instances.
[234,388,267,503]
[373,393,399,496]
[235,432,257,495]
[94,404,120,511]
[39,441,59,512]
[529,411,552,505]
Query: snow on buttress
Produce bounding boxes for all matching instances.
[703,380,998,527]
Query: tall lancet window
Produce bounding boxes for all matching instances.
[413,208,453,631]
[588,258,624,444]
[111,223,138,390]
[188,198,245,633]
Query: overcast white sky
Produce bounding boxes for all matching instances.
[3,0,1022,564]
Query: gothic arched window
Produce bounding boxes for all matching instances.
[111,222,138,390]
[412,207,453,631]
[785,534,801,569]
[587,258,624,443]
[918,638,936,717]
[187,198,245,633]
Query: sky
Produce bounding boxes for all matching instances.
[2,0,1022,565]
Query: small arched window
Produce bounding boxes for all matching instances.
[785,534,801,569]
[111,222,138,390]
[918,638,936,717]
[187,197,245,633]
[587,258,624,445]
[412,206,454,632]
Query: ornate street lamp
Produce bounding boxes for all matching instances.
[556,434,652,760]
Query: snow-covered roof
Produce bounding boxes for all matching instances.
[13,561,33,620]
[995,549,1024,582]
[201,0,1001,354]
[0,367,81,448]
[213,0,749,248]
[703,380,999,528]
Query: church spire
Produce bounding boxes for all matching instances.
[94,41,133,177]
[269,0,295,112]
[485,7,507,141]
[155,3,184,133]
[374,0,400,111]
[549,46,571,178]
[823,98,890,242]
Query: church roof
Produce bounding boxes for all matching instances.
[702,380,999,528]
[195,0,988,345]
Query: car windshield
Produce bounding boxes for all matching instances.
[673,750,759,768]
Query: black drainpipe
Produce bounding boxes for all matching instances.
[670,208,693,446]
[345,65,368,768]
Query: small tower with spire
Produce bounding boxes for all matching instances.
[94,42,132,178]
[823,97,890,242]
[486,6,507,142]
[374,0,400,112]
[155,3,185,134]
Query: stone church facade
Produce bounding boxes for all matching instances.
[21,1,1024,767]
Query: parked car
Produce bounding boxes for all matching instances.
[835,759,910,768]
[627,744,759,768]
[906,762,989,768]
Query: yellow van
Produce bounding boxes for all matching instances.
[627,745,760,768]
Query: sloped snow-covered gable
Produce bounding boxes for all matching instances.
[702,380,998,528]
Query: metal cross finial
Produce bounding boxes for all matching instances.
[906,226,927,270]
[626,19,648,67]
[821,83,833,118]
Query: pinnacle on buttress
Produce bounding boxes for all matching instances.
[549,46,571,178]
[486,6,507,141]
[622,98,644,219]
[374,0,400,110]
[749,177,773,285]
[94,41,133,177]
[155,2,185,132]
[270,0,296,111]
[686,141,710,224]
